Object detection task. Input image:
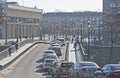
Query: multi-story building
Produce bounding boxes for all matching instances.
[0,0,7,38]
[42,12,103,40]
[0,2,43,42]
[103,0,120,44]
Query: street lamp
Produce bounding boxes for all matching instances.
[87,20,91,61]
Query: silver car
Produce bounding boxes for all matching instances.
[42,59,56,71]
[52,61,74,78]
[69,61,100,78]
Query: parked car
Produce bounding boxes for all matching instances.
[49,46,62,57]
[5,41,16,46]
[69,61,100,78]
[57,38,66,46]
[42,50,56,60]
[44,54,59,61]
[51,40,62,46]
[94,64,120,78]
[51,61,75,78]
[51,43,61,47]
[42,59,56,71]
[48,61,58,75]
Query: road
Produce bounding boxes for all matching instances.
[1,43,66,78]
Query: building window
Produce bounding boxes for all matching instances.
[110,3,116,8]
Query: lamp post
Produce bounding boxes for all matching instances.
[80,21,83,44]
[87,20,91,61]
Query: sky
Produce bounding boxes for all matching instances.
[7,0,103,12]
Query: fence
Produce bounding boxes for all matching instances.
[0,39,36,61]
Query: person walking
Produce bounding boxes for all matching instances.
[8,47,12,56]
[15,43,18,51]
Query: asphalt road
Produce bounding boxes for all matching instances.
[1,43,66,78]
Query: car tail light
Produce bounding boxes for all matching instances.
[113,72,120,76]
[80,68,87,72]
[43,64,47,67]
[59,67,63,72]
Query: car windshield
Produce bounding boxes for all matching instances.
[61,63,74,68]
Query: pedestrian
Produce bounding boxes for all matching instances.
[71,37,73,43]
[15,43,18,51]
[8,47,11,56]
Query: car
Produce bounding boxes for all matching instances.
[69,61,100,78]
[49,46,62,57]
[51,43,61,47]
[44,54,59,61]
[57,38,66,46]
[51,40,62,46]
[42,59,56,71]
[5,41,16,45]
[94,64,120,78]
[51,61,75,78]
[43,50,56,60]
[48,61,58,75]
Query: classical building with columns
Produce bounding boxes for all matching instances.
[1,2,43,40]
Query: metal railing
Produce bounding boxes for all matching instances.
[0,39,36,61]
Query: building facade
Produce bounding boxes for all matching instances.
[0,2,43,41]
[103,0,120,44]
[42,12,103,40]
[0,0,7,38]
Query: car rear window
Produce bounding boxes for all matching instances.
[45,51,53,53]
[111,65,120,70]
[81,63,97,67]
[46,60,54,63]
[61,63,74,68]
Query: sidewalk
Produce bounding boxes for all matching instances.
[68,43,76,63]
[0,42,35,70]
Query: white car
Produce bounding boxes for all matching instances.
[43,50,56,59]
[44,54,59,61]
[57,38,66,46]
[42,59,56,71]
[51,43,61,47]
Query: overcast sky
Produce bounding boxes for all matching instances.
[7,0,103,12]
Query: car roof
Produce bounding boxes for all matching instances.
[105,64,120,66]
[44,50,55,52]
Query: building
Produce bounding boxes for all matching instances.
[0,0,7,38]
[0,2,43,42]
[42,12,103,40]
[103,0,120,44]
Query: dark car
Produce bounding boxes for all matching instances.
[5,41,16,45]
[94,64,120,78]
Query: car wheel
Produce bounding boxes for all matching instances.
[68,73,71,78]
[105,75,110,78]
[76,72,80,78]
[56,74,60,78]
[93,75,98,78]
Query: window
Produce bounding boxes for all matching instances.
[110,3,116,8]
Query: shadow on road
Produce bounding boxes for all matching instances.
[36,58,43,63]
